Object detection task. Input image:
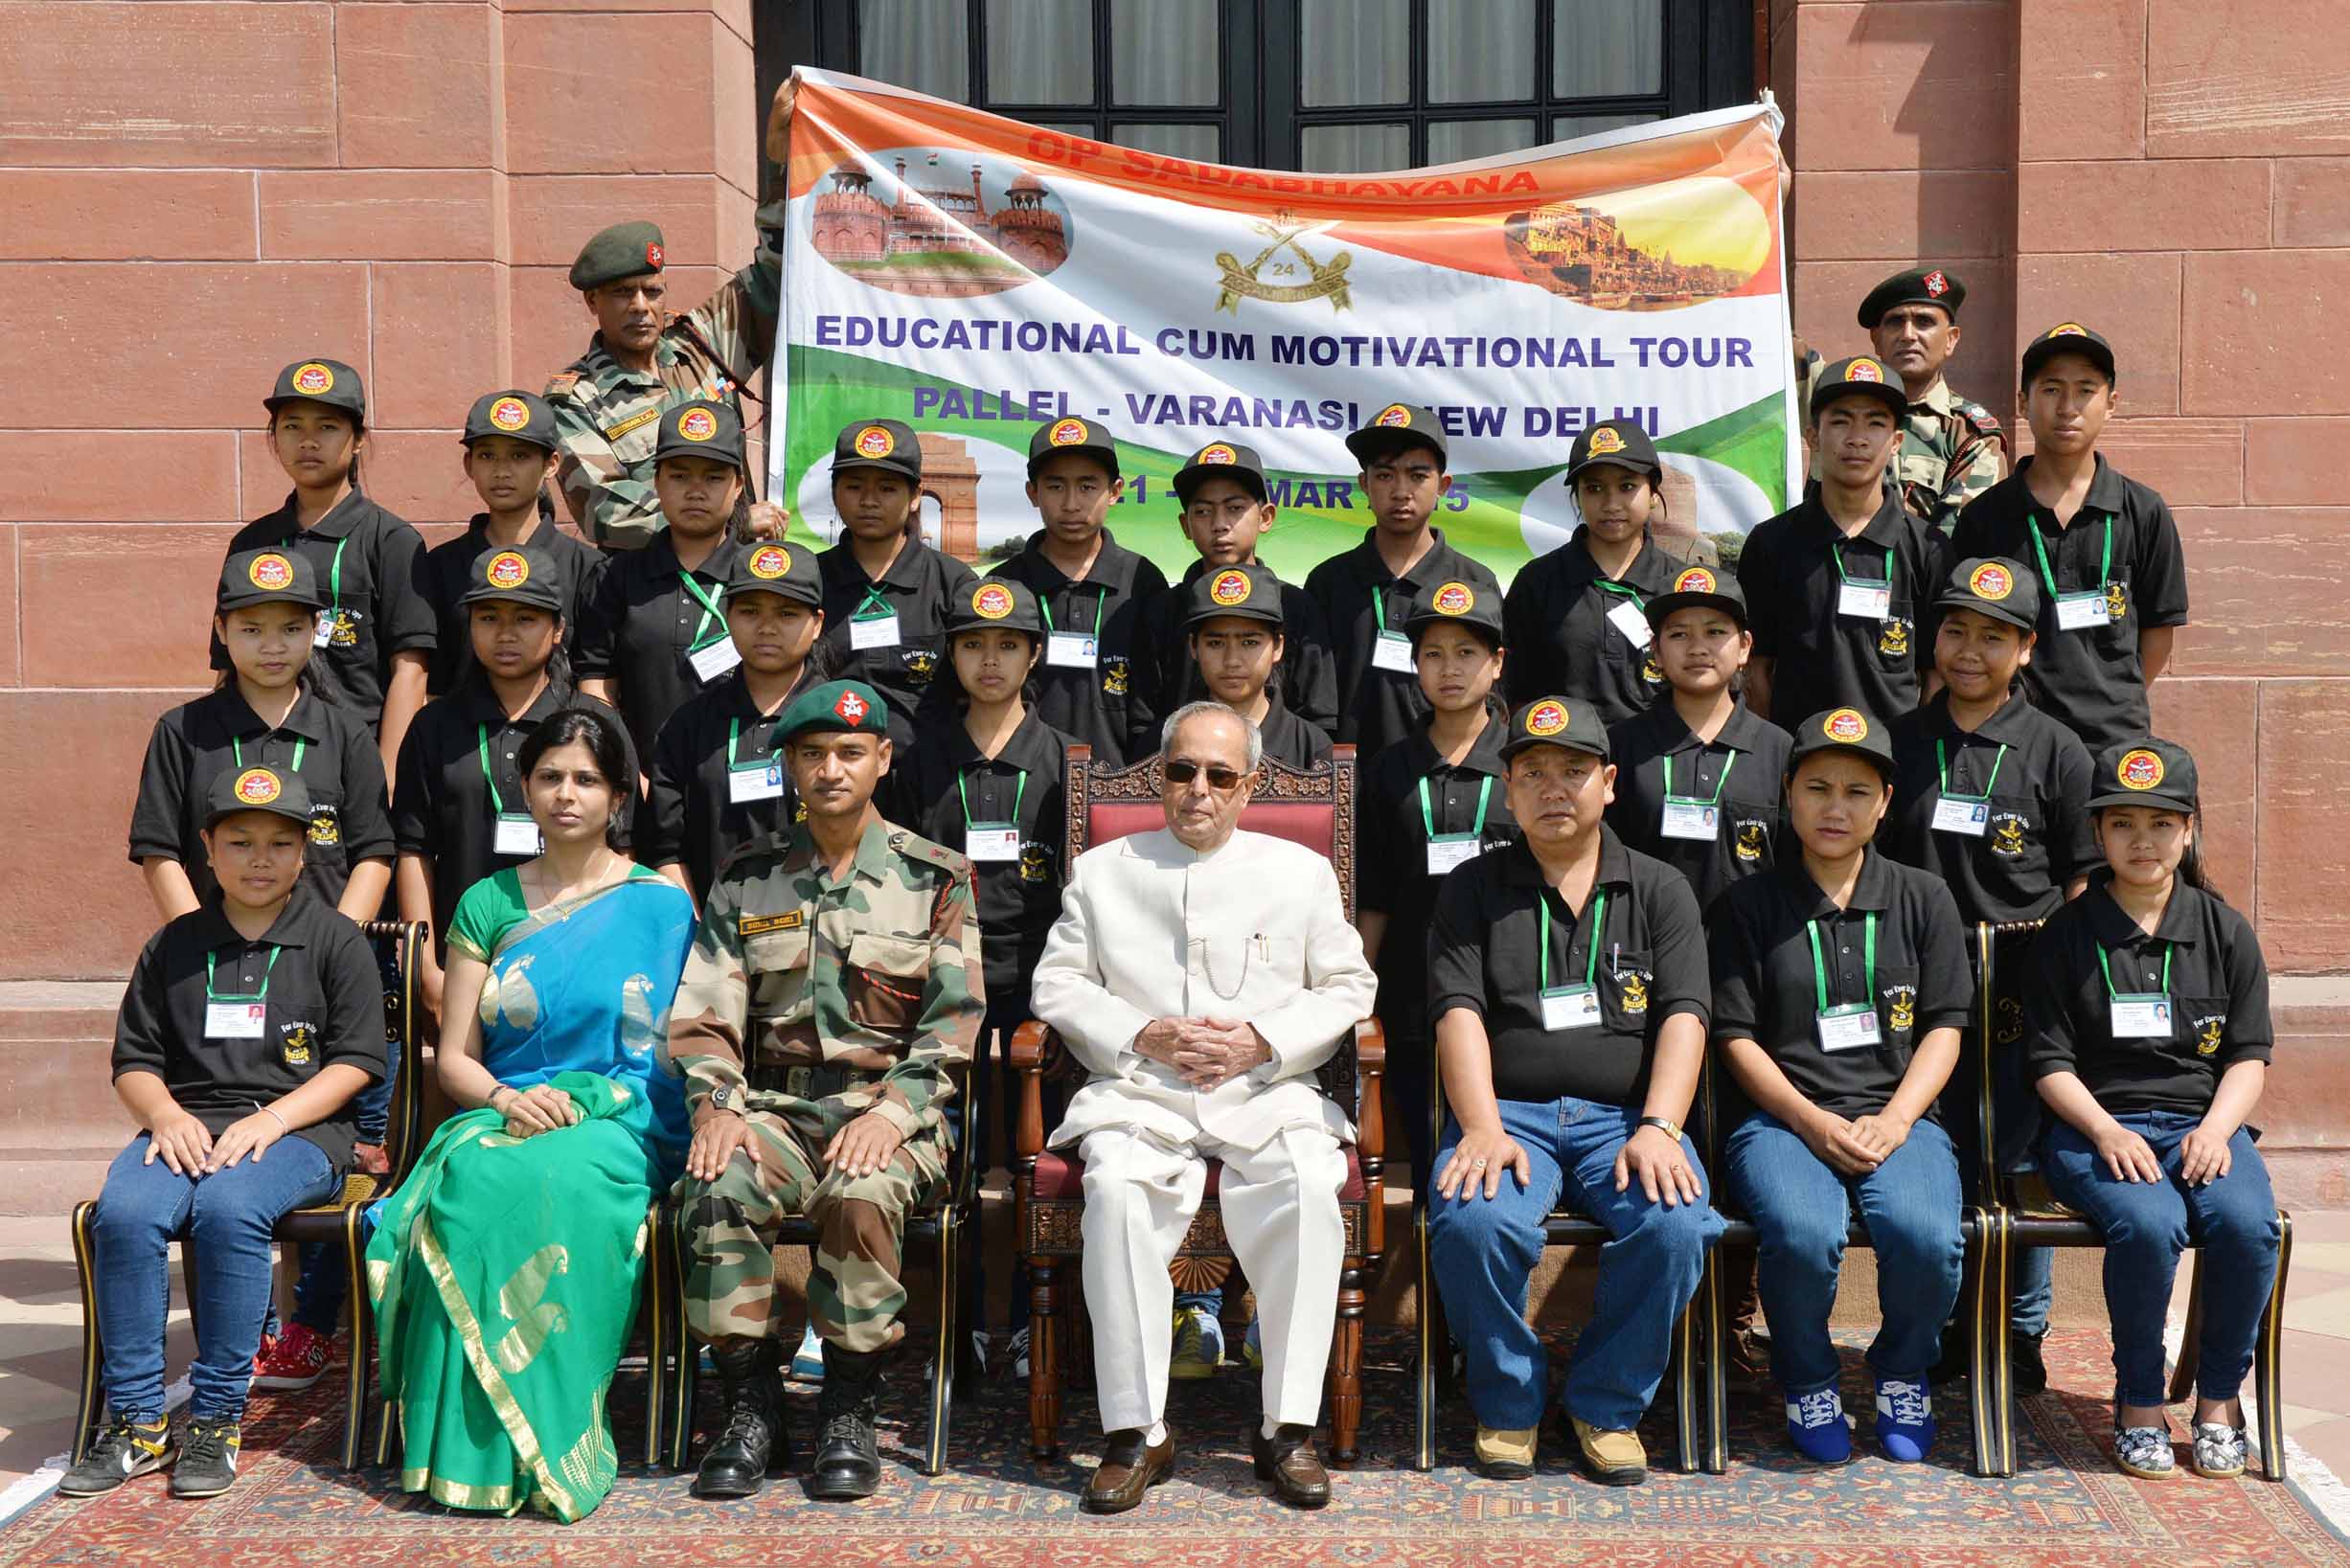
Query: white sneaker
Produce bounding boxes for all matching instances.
[1006,1326,1032,1380]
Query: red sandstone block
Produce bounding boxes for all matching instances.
[1787,2,2017,173]
[2170,507,2350,678]
[2149,0,2350,158]
[2069,418,2244,509]
[508,265,594,398]
[0,432,241,523]
[0,3,335,168]
[505,11,722,175]
[0,263,368,432]
[259,170,500,262]
[2015,252,2181,416]
[0,524,17,688]
[240,427,477,528]
[2019,160,2270,254]
[2183,250,2350,418]
[18,523,240,689]
[1791,170,2012,264]
[2247,419,2350,506]
[336,2,498,170]
[368,263,507,430]
[2256,681,2350,972]
[509,175,725,269]
[2274,160,2350,248]
[2148,677,2257,920]
[0,1039,124,1150]
[1791,258,2015,409]
[0,171,256,261]
[2018,0,2146,163]
[713,14,759,194]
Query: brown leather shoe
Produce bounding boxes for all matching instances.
[1083,1426,1175,1514]
[1249,1422,1332,1509]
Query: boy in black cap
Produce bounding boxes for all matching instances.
[987,417,1169,767]
[1133,441,1338,741]
[422,389,603,694]
[218,358,437,782]
[1739,356,1945,732]
[1950,324,2188,752]
[1305,401,1500,767]
[1854,267,2007,532]
[1182,562,1330,770]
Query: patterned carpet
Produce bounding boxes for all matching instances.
[6,1329,2346,1567]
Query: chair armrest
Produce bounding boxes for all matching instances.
[1007,1018,1052,1073]
[1011,1020,1053,1161]
[1353,1017,1384,1163]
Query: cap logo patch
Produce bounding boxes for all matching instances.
[1047,418,1089,447]
[855,424,896,459]
[1374,403,1412,428]
[833,690,870,723]
[748,544,793,581]
[291,362,334,396]
[2117,748,2165,790]
[646,241,665,269]
[1586,425,1627,456]
[1846,359,1884,383]
[1431,580,1474,615]
[1525,700,1569,738]
[1197,443,1238,466]
[1823,708,1869,742]
[488,397,531,432]
[247,553,295,592]
[234,767,283,806]
[1967,560,2014,601]
[1209,569,1253,606]
[1673,566,1716,594]
[1924,269,1949,297]
[2048,322,2088,338]
[484,551,530,589]
[677,407,719,443]
[971,582,1015,620]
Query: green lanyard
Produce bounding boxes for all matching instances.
[2098,941,2172,999]
[1831,536,1892,588]
[1418,775,1493,839]
[323,534,349,616]
[1592,578,1646,613]
[475,723,516,814]
[1040,589,1106,638]
[205,945,284,1002]
[1371,584,1394,633]
[679,572,727,649]
[957,767,1027,827]
[724,716,779,771]
[1538,889,1606,992]
[2028,514,2112,599]
[1935,739,2009,804]
[230,735,307,773]
[853,582,894,622]
[1805,912,1877,1012]
[1664,748,1736,806]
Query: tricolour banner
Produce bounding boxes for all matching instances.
[773,70,1795,585]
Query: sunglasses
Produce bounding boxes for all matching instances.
[1163,759,1249,791]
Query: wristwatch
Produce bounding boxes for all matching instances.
[709,1084,738,1114]
[1637,1115,1684,1143]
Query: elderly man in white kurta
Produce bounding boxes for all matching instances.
[1033,701,1377,1514]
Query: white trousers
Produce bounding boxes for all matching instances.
[1077,1124,1348,1434]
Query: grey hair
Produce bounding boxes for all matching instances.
[1161,699,1263,772]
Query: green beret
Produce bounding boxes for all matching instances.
[774,680,890,744]
[570,221,667,290]
[1858,266,1964,328]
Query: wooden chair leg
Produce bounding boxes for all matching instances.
[924,1210,957,1476]
[1701,1246,1728,1474]
[69,1202,105,1464]
[2168,1249,2209,1405]
[640,1205,668,1469]
[1968,1211,2016,1478]
[2259,1212,2293,1482]
[1673,1293,1700,1474]
[339,1208,371,1471]
[1328,1263,1365,1467]
[1027,1257,1061,1461]
[1414,1208,1436,1471]
[667,1199,700,1474]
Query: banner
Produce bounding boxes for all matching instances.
[773,71,1796,586]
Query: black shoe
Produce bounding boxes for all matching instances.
[807,1343,884,1500]
[57,1418,174,1497]
[2011,1331,2048,1398]
[693,1338,787,1499]
[170,1418,241,1499]
[1928,1322,1971,1384]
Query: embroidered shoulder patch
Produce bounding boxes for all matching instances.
[543,372,582,398]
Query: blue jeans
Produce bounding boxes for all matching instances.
[1724,1111,1963,1397]
[1428,1096,1723,1430]
[2041,1111,2279,1407]
[91,1133,338,1421]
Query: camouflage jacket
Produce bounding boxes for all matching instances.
[544,242,781,552]
[1894,378,2008,534]
[665,815,982,1142]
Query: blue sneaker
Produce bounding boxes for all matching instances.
[1874,1378,1936,1462]
[1785,1387,1852,1464]
[1241,1316,1263,1374]
[789,1321,825,1383]
[1171,1306,1224,1379]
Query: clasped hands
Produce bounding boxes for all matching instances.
[1132,1015,1271,1090]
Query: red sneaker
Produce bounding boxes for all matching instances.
[252,1322,332,1391]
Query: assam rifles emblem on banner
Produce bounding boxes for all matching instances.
[1216,213,1354,315]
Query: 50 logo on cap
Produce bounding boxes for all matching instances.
[1374,403,1412,428]
[489,397,532,432]
[1968,560,2014,600]
[1209,569,1253,606]
[2117,748,2165,790]
[1525,700,1569,738]
[2048,322,2088,338]
[970,582,1015,619]
[1586,426,1627,456]
[677,408,719,443]
[291,362,335,396]
[748,544,794,580]
[248,553,296,591]
[1429,580,1475,615]
[1673,566,1716,594]
[1822,708,1870,742]
[484,551,530,588]
[234,767,284,805]
[1046,418,1090,447]
[855,424,896,459]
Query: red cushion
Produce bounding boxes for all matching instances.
[1082,802,1335,859]
[1030,1146,1367,1202]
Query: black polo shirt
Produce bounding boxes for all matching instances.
[815,534,978,753]
[1305,527,1503,768]
[111,889,388,1170]
[574,529,743,761]
[1949,456,2190,750]
[216,486,438,731]
[1133,558,1340,742]
[1707,849,1971,1122]
[419,513,604,694]
[1502,531,1681,725]
[2023,876,2271,1118]
[1736,490,1945,729]
[1257,695,1334,771]
[1605,698,1791,916]
[641,666,820,901]
[129,685,394,911]
[887,708,1069,1010]
[1426,829,1708,1108]
[1883,693,2098,925]
[392,679,639,948]
[987,529,1170,767]
[1359,709,1519,1043]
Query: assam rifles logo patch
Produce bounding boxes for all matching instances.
[248,553,295,592]
[1884,986,1917,1033]
[2048,322,2088,338]
[1846,358,1884,383]
[291,362,335,397]
[278,1022,314,1067]
[1209,569,1253,606]
[1374,402,1412,428]
[234,767,284,806]
[485,551,530,589]
[2117,748,2164,791]
[489,397,532,432]
[1046,418,1089,447]
[1430,580,1475,615]
[1196,443,1238,466]
[678,407,719,443]
[1734,819,1768,862]
[1822,709,1869,743]
[855,424,896,460]
[748,544,793,580]
[1968,560,2014,601]
[2195,1014,2225,1057]
[1674,566,1716,593]
[1214,213,1355,316]
[970,582,1015,619]
[1526,700,1569,738]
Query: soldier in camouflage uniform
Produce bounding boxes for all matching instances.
[666,677,983,1501]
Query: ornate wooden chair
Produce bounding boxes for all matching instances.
[1008,743,1386,1466]
[70,919,428,1472]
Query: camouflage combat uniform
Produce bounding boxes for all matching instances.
[1892,377,2007,534]
[666,817,982,1352]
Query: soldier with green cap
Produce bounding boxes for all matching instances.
[668,678,982,1503]
[1851,266,2008,533]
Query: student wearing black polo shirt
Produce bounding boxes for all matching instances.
[813,418,978,752]
[1950,325,2189,751]
[1425,697,1721,1486]
[135,548,393,922]
[1738,357,1944,730]
[1887,557,2097,1394]
[1709,707,1971,1466]
[217,358,437,781]
[60,766,382,1501]
[420,390,602,695]
[643,540,829,903]
[1305,402,1501,767]
[575,399,750,761]
[1358,579,1516,1184]
[1133,441,1338,741]
[2027,737,2279,1482]
[1606,567,1790,913]
[1502,420,1681,726]
[1180,562,1330,771]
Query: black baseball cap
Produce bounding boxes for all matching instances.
[652,399,746,468]
[463,389,559,451]
[1499,696,1610,763]
[1345,402,1447,467]
[1026,416,1120,480]
[2087,737,2199,814]
[831,418,922,483]
[2021,322,2117,387]
[725,540,822,605]
[1184,563,1286,628]
[1403,577,1503,646]
[1645,562,1746,629]
[205,763,315,829]
[1565,419,1662,486]
[265,358,365,424]
[217,548,324,613]
[1787,707,1896,780]
[459,545,565,612]
[1173,440,1268,506]
[1810,355,1909,422]
[947,578,1045,637]
[1859,266,1966,328]
[1935,557,2041,633]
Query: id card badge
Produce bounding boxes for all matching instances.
[2110,993,2174,1039]
[1606,599,1654,648]
[1815,1002,1883,1053]
[728,759,784,805]
[2054,589,2112,631]
[965,824,1021,862]
[1659,798,1719,842]
[689,637,742,682]
[1837,581,1892,620]
[850,612,901,651]
[205,1001,267,1039]
[1931,797,1991,837]
[1371,629,1416,674]
[493,812,544,857]
[1425,834,1481,875]
[1539,985,1603,1033]
[1046,630,1099,670]
[311,613,337,649]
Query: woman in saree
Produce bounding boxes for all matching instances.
[367,705,694,1520]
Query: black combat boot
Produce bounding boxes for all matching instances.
[806,1341,884,1500]
[692,1337,786,1499]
